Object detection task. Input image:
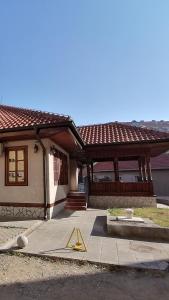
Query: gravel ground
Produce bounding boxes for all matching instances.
[0,228,24,246]
[0,253,169,300]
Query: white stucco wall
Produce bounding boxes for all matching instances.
[69,159,79,191]
[0,139,44,204]
[0,138,71,219]
[47,140,69,206]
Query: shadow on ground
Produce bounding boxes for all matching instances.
[0,266,169,300]
[90,216,108,237]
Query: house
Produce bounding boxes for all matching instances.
[0,105,84,219]
[0,104,169,219]
[92,154,169,198]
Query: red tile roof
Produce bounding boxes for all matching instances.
[0,105,71,130]
[93,153,169,171]
[1,105,169,148]
[78,122,169,145]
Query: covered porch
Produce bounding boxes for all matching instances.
[70,122,169,209]
[88,153,154,197]
[82,142,169,208]
[90,181,154,197]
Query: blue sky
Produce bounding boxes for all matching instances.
[0,0,169,125]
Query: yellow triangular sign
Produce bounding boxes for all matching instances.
[66,227,87,252]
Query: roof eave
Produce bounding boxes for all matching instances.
[0,121,84,147]
[84,138,169,147]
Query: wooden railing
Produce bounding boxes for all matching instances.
[90,181,154,196]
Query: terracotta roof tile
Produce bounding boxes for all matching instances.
[0,105,70,130]
[78,122,169,145]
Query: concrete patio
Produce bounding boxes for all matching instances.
[15,209,169,271]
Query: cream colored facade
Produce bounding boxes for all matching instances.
[46,139,70,218]
[0,139,44,204]
[0,138,73,219]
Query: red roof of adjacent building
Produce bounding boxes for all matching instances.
[78,122,169,145]
[93,153,169,171]
[0,105,71,130]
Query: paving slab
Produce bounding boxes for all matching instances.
[16,209,169,271]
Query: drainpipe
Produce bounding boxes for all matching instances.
[35,128,48,220]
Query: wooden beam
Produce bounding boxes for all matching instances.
[146,156,152,181]
[86,164,91,194]
[141,157,147,182]
[114,158,120,181]
[91,162,94,183]
[138,157,143,181]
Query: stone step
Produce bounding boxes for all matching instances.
[65,205,86,211]
[68,192,86,197]
[67,195,86,201]
[66,198,86,203]
[66,201,86,206]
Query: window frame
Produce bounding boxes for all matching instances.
[5,146,28,186]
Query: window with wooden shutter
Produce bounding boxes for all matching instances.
[53,150,68,185]
[5,146,28,186]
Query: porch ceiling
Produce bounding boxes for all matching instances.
[0,127,82,153]
[84,141,169,161]
[50,128,82,152]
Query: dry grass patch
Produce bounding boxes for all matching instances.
[108,207,169,228]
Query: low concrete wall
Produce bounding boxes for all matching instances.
[107,217,169,242]
[89,196,157,209]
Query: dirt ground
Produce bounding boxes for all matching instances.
[0,254,169,300]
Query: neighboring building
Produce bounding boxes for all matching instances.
[0,105,169,218]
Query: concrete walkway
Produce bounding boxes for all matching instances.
[16,209,169,271]
[157,196,169,206]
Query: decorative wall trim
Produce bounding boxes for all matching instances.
[0,198,67,208]
[0,198,67,219]
[0,202,44,207]
[48,198,66,208]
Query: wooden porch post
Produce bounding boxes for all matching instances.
[141,157,147,182]
[114,158,120,181]
[138,157,143,181]
[86,163,91,194]
[79,166,83,183]
[146,156,152,181]
[91,162,94,183]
